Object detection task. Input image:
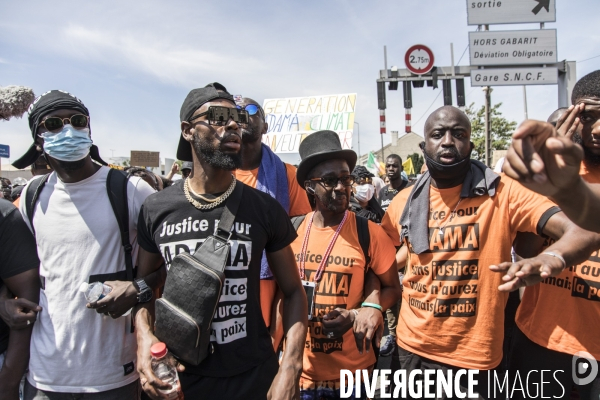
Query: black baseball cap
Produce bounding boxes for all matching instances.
[176,82,235,161]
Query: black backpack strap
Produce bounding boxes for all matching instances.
[215,180,244,239]
[355,215,371,268]
[291,215,306,231]
[106,169,134,281]
[25,173,51,231]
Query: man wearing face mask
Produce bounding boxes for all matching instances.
[348,166,384,224]
[10,90,157,399]
[381,106,600,399]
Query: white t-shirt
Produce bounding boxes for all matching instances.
[20,166,155,393]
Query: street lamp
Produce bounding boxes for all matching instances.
[353,122,361,163]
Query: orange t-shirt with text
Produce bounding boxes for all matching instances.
[291,212,396,381]
[381,175,557,370]
[516,162,600,360]
[235,163,312,327]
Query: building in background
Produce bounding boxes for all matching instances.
[358,131,423,166]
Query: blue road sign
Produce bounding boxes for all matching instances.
[0,145,9,159]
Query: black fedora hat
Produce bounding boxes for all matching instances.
[296,130,357,186]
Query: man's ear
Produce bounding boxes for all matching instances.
[181,122,193,143]
[470,141,475,152]
[262,122,268,135]
[419,141,425,151]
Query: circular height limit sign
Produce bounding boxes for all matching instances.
[405,45,435,75]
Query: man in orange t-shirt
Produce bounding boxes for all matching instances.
[288,130,400,399]
[510,75,600,400]
[381,106,600,399]
[233,97,312,332]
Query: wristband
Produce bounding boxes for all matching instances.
[361,302,383,312]
[542,252,567,270]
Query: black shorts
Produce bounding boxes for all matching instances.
[389,346,502,400]
[508,327,600,400]
[178,352,279,400]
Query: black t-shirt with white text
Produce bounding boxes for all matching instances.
[378,180,413,212]
[0,199,40,354]
[137,180,296,377]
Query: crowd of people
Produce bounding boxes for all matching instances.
[1,70,600,400]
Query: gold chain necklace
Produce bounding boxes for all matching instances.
[432,197,463,236]
[184,175,236,210]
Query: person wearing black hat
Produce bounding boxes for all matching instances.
[12,90,157,398]
[288,130,400,399]
[348,165,385,224]
[135,83,307,400]
[180,161,193,179]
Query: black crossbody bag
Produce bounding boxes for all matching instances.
[154,181,244,365]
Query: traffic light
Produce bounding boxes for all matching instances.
[377,81,386,110]
[403,81,412,109]
[456,79,466,107]
[443,79,452,106]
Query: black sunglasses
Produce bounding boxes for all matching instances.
[189,106,249,127]
[236,104,263,117]
[307,175,355,189]
[40,114,89,133]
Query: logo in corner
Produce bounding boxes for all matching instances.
[572,351,598,386]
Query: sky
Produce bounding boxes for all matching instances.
[1,0,599,168]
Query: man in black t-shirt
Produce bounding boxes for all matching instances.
[378,154,413,213]
[0,199,40,398]
[136,83,307,400]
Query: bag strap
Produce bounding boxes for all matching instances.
[215,180,244,239]
[291,215,306,231]
[25,173,51,232]
[355,215,371,268]
[106,169,134,281]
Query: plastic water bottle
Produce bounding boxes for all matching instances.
[80,281,112,302]
[150,342,184,400]
[79,282,132,316]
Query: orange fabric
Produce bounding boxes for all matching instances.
[291,212,396,381]
[234,163,312,217]
[381,175,557,370]
[516,163,600,360]
[259,279,278,328]
[13,197,20,208]
[235,163,312,328]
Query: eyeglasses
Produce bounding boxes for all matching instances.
[355,177,373,185]
[236,104,263,117]
[40,114,89,133]
[189,106,249,127]
[307,175,355,188]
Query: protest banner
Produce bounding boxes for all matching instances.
[262,93,357,153]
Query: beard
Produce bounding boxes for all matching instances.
[241,123,262,144]
[56,158,87,172]
[429,146,461,163]
[573,133,600,166]
[191,132,241,171]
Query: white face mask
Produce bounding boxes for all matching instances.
[354,184,375,202]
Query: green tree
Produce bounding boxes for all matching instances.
[408,153,424,177]
[464,102,517,162]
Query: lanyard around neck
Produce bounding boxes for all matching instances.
[299,211,349,282]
